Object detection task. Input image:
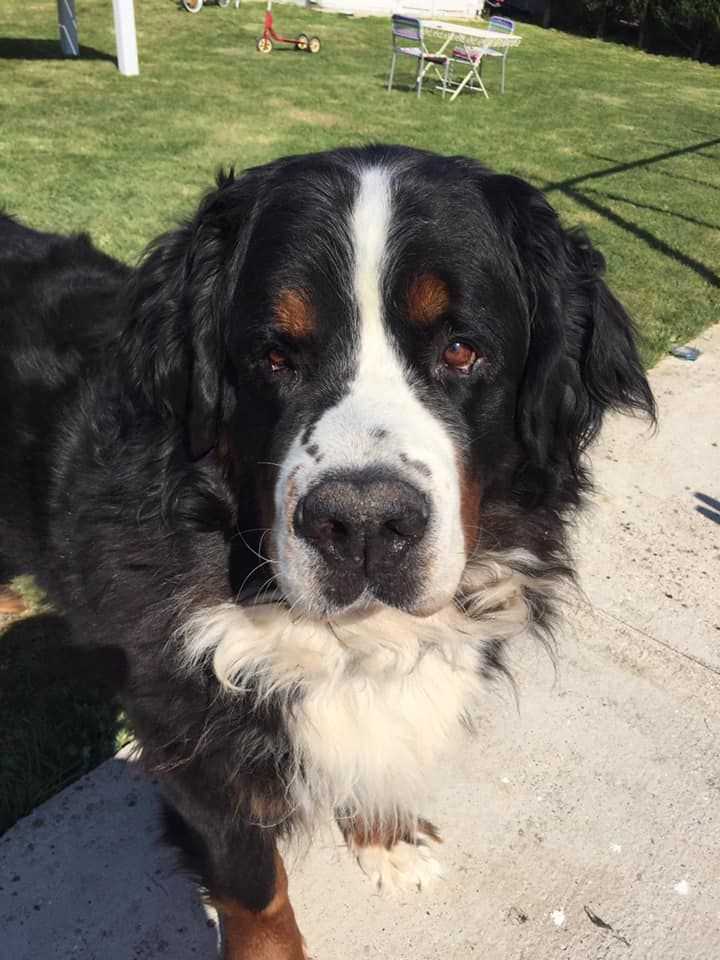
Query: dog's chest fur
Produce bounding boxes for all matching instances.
[181,602,485,823]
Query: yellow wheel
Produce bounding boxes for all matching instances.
[182,0,203,12]
[308,36,321,54]
[295,33,309,51]
[256,36,272,53]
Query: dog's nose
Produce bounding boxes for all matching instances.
[294,474,429,574]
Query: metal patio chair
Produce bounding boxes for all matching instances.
[485,16,516,94]
[387,15,450,100]
[448,43,489,99]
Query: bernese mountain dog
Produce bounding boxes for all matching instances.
[0,145,654,959]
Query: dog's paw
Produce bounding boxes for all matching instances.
[350,824,443,894]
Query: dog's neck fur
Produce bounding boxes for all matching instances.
[177,548,562,829]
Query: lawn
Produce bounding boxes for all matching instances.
[1,0,718,831]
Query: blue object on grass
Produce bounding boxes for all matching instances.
[669,345,701,361]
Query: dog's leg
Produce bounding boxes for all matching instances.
[161,798,306,960]
[220,851,306,960]
[337,813,443,894]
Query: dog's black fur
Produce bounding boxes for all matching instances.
[0,147,654,942]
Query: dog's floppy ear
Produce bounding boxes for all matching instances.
[127,171,256,460]
[491,176,655,499]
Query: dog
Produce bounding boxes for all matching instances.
[0,145,654,958]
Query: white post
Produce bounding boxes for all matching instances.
[112,0,140,77]
[56,0,79,57]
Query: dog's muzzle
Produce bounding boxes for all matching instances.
[293,471,429,610]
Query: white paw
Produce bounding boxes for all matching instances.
[351,829,443,894]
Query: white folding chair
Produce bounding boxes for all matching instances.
[448,43,489,100]
[387,15,450,100]
[485,16,516,93]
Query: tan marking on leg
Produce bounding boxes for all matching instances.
[407,273,450,327]
[247,781,289,827]
[220,852,307,960]
[339,814,442,849]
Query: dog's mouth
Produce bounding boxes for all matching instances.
[232,568,456,623]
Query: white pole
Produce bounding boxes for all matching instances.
[56,0,79,57]
[112,0,140,77]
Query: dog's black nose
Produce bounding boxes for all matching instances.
[294,474,429,575]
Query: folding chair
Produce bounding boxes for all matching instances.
[387,15,450,100]
[448,44,488,100]
[485,16,516,94]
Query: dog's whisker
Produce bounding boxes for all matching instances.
[234,558,274,603]
[235,527,272,564]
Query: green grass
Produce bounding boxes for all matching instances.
[1,0,718,831]
[1,0,718,360]
[0,580,130,834]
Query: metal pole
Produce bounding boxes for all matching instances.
[56,0,79,57]
[112,0,140,76]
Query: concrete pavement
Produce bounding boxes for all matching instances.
[2,325,719,960]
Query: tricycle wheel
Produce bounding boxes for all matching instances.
[182,0,203,12]
[295,33,309,51]
[308,36,321,54]
[217,0,231,6]
[256,36,272,53]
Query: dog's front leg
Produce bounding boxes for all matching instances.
[219,850,306,960]
[337,812,443,893]
[160,793,306,960]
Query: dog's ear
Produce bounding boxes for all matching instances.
[490,176,655,499]
[127,171,255,460]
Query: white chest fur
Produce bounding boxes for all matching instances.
[288,637,480,822]
[179,602,482,823]
[178,551,550,825]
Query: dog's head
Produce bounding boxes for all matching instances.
[129,146,654,622]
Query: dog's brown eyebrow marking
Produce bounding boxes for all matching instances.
[407,273,450,326]
[275,289,316,339]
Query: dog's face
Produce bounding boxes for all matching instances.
[131,146,653,621]
[235,164,529,618]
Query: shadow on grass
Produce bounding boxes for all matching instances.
[539,137,720,289]
[0,611,128,835]
[0,37,116,63]
[584,188,720,232]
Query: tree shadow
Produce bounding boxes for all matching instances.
[695,492,720,525]
[0,37,116,63]
[0,611,127,834]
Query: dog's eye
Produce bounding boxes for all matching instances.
[268,350,290,374]
[442,342,477,375]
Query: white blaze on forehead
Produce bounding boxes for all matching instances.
[351,165,392,351]
[273,163,467,614]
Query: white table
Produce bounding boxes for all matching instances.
[422,20,522,101]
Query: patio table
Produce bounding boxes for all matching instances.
[421,20,522,101]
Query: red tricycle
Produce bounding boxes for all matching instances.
[256,1,321,54]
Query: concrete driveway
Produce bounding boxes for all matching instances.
[2,326,718,960]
